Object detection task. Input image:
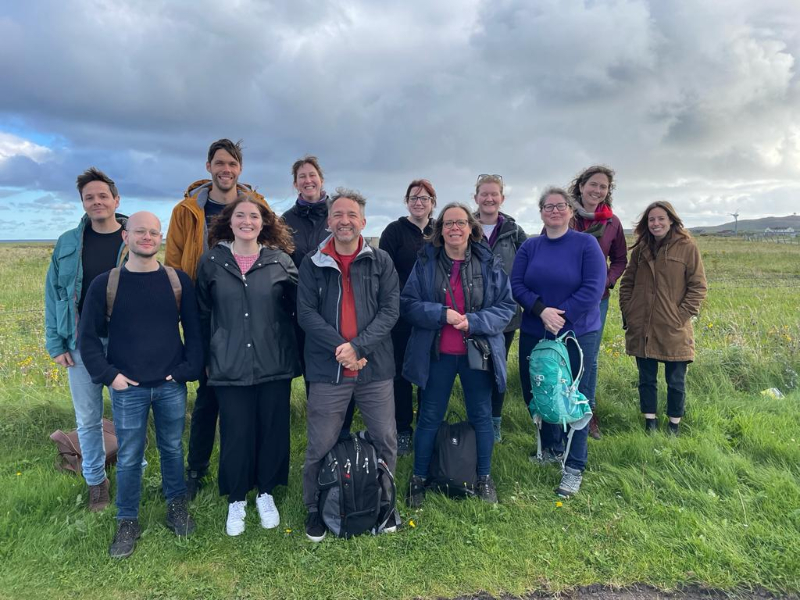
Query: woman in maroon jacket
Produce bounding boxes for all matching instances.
[567,165,627,439]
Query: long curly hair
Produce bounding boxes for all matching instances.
[630,200,690,256]
[208,195,295,254]
[568,165,615,208]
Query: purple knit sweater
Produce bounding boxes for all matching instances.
[510,229,606,338]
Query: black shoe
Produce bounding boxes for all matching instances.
[109,519,141,559]
[668,421,680,436]
[645,418,658,434]
[407,475,426,508]
[305,511,327,542]
[166,496,196,537]
[186,470,204,500]
[476,475,498,504]
[397,430,413,456]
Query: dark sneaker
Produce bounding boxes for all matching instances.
[530,448,564,465]
[668,421,680,436]
[588,414,602,440]
[645,418,658,434]
[476,475,498,504]
[556,466,583,498]
[88,478,111,512]
[186,470,204,500]
[491,417,502,443]
[109,519,141,559]
[305,511,327,543]
[397,430,413,456]
[407,475,426,508]
[165,496,196,537]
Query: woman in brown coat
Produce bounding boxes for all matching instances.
[618,201,707,435]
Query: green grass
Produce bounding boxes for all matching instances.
[0,238,799,600]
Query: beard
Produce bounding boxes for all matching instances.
[130,246,159,259]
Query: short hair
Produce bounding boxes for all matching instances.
[631,200,690,254]
[538,186,572,210]
[208,195,295,254]
[328,187,367,216]
[76,167,118,199]
[291,156,324,183]
[475,174,503,196]
[207,139,243,165]
[568,165,615,208]
[427,202,483,248]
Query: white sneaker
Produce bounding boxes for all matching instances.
[226,500,247,536]
[255,492,280,529]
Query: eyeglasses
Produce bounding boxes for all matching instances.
[407,195,433,205]
[443,219,469,230]
[130,228,163,237]
[541,202,569,213]
[476,173,503,185]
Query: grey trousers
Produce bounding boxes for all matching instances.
[302,378,397,510]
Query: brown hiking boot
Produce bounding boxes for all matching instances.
[88,478,111,512]
[588,414,602,440]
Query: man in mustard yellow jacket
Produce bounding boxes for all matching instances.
[165,139,267,497]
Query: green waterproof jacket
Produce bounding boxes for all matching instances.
[44,213,128,358]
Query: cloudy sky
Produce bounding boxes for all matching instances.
[1,0,798,239]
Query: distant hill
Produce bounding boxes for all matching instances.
[690,215,800,234]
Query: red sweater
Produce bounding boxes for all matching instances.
[322,237,362,376]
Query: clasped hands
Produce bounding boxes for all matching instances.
[335,342,367,371]
[540,307,565,335]
[446,309,470,333]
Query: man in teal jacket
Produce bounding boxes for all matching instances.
[44,167,128,511]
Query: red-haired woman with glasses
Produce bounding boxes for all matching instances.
[473,174,527,442]
[379,179,437,456]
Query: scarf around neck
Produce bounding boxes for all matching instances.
[573,202,613,238]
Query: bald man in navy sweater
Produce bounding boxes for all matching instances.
[79,211,203,559]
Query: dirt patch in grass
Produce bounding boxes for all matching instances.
[455,584,796,599]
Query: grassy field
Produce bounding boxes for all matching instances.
[0,238,798,600]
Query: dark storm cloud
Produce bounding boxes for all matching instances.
[0,0,798,239]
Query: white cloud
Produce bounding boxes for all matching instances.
[0,133,52,163]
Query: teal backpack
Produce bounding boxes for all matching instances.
[527,331,593,463]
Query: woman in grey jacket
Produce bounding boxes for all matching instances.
[196,196,300,537]
[473,174,527,441]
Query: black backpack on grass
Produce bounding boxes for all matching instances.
[427,419,478,498]
[317,432,397,538]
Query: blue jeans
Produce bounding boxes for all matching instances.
[110,380,187,521]
[590,297,610,410]
[520,330,601,472]
[599,296,610,333]
[67,347,107,486]
[414,354,494,478]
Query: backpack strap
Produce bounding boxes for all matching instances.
[163,266,183,314]
[106,267,122,321]
[106,265,182,321]
[558,330,585,389]
[373,459,398,534]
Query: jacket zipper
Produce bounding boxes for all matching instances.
[335,271,343,384]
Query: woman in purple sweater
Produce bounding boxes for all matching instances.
[567,165,627,439]
[511,187,606,498]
